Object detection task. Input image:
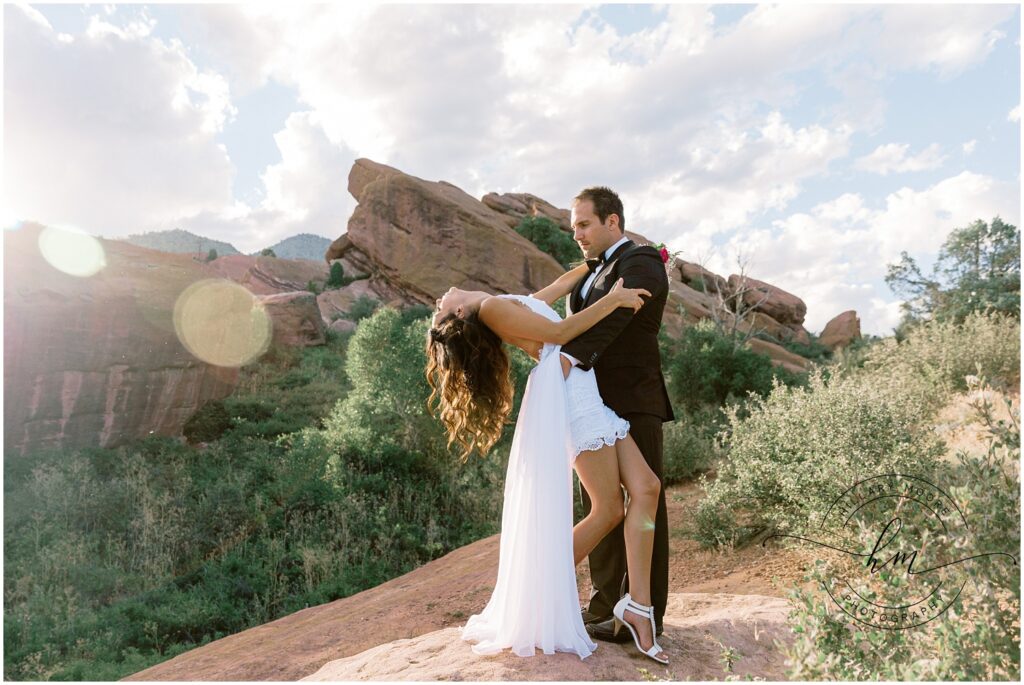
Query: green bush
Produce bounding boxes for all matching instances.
[779,379,1020,680]
[183,400,232,443]
[326,261,345,288]
[661,407,723,486]
[514,216,582,269]
[695,368,945,547]
[778,335,832,364]
[854,309,1020,409]
[663,318,806,414]
[343,295,381,322]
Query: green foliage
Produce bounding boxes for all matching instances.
[306,279,321,295]
[777,335,832,364]
[260,248,276,257]
[323,307,442,455]
[694,368,946,548]
[885,216,1020,324]
[221,331,351,439]
[2,303,526,680]
[779,377,1020,680]
[343,295,381,322]
[326,261,345,288]
[662,318,806,414]
[514,216,582,269]
[661,406,724,486]
[205,248,217,262]
[854,309,1021,404]
[182,400,232,443]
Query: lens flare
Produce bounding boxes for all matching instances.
[37,225,107,276]
[173,279,272,367]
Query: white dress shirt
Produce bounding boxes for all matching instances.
[561,235,631,367]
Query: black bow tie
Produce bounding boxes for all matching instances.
[585,255,606,273]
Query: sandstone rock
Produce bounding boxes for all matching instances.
[663,281,715,336]
[746,337,812,373]
[727,275,807,326]
[340,158,565,304]
[317,279,382,323]
[301,591,794,681]
[739,311,794,342]
[4,223,240,456]
[481,192,571,232]
[785,323,811,346]
[819,310,861,350]
[125,527,796,683]
[328,318,358,335]
[677,261,728,295]
[256,291,326,348]
[210,254,329,295]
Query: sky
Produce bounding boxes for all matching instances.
[3,1,1021,336]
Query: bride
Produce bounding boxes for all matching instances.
[425,263,668,664]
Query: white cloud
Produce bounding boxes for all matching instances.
[855,142,947,175]
[3,3,236,235]
[962,139,977,155]
[710,171,1019,336]
[8,0,1018,305]
[871,4,1015,78]
[1009,104,1021,122]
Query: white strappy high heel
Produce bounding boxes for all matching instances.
[612,593,669,665]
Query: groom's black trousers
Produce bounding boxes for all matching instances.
[578,412,668,629]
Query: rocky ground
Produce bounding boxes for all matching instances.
[125,478,820,682]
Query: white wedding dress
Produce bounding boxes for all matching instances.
[458,294,629,660]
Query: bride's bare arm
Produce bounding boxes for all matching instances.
[479,279,650,346]
[531,262,590,306]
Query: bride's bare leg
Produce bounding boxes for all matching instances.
[571,444,624,566]
[614,434,665,660]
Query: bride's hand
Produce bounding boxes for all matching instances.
[609,277,651,313]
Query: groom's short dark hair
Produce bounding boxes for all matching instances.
[574,186,625,232]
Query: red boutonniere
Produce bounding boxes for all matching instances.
[654,242,681,274]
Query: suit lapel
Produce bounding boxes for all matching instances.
[581,240,634,309]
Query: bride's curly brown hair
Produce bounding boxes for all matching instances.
[425,309,514,462]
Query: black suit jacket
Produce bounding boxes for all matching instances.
[562,240,675,422]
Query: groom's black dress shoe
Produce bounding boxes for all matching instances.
[586,617,664,643]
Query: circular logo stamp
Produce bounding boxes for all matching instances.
[767,472,1017,630]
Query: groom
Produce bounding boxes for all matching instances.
[559,186,675,641]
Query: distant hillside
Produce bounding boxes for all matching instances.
[117,228,241,256]
[255,233,332,261]
[116,229,331,262]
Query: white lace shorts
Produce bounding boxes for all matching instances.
[564,365,630,460]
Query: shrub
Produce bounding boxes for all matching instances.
[661,407,723,486]
[663,318,805,414]
[695,368,945,547]
[343,295,381,322]
[182,400,232,443]
[514,216,582,269]
[326,261,345,288]
[779,379,1020,680]
[853,310,1020,411]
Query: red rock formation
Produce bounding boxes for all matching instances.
[727,274,808,326]
[4,223,240,456]
[209,254,330,295]
[819,310,861,350]
[257,292,326,348]
[482,192,571,231]
[325,159,564,304]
